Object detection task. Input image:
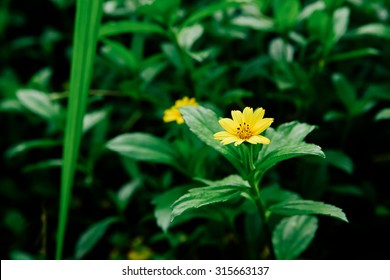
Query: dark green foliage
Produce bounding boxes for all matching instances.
[1,0,390,260]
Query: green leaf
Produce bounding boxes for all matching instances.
[329,184,364,197]
[307,10,332,46]
[348,23,390,40]
[140,54,169,85]
[6,139,61,158]
[261,184,301,206]
[332,7,349,43]
[162,43,184,72]
[272,215,318,260]
[100,39,138,71]
[83,109,109,134]
[232,15,274,31]
[332,73,357,113]
[171,175,250,221]
[99,21,167,37]
[323,110,345,121]
[106,132,178,166]
[269,38,294,62]
[29,67,52,91]
[298,1,325,21]
[152,186,190,232]
[181,0,247,27]
[180,106,243,173]
[364,84,390,101]
[75,217,119,259]
[327,48,380,63]
[269,200,348,222]
[57,0,103,260]
[16,89,58,120]
[324,149,354,174]
[0,99,23,112]
[177,24,204,50]
[23,159,86,173]
[10,251,35,260]
[323,0,344,10]
[272,0,300,32]
[137,0,180,25]
[187,48,216,62]
[375,108,390,121]
[115,179,143,212]
[255,121,325,174]
[223,89,253,104]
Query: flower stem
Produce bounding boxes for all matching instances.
[241,145,276,259]
[252,184,275,259]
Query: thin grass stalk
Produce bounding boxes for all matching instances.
[56,0,103,260]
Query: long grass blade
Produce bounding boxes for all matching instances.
[56,0,103,260]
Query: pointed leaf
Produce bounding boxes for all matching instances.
[308,10,332,46]
[327,48,380,62]
[180,106,243,172]
[272,215,318,260]
[75,217,119,259]
[273,0,301,32]
[298,1,325,21]
[177,24,204,50]
[83,109,108,134]
[100,39,138,71]
[269,200,348,222]
[348,23,390,40]
[256,121,325,173]
[99,21,167,37]
[17,89,58,120]
[106,133,178,166]
[324,149,354,174]
[152,186,190,232]
[6,139,61,158]
[333,7,349,43]
[181,1,248,27]
[171,175,249,220]
[269,38,294,62]
[232,15,275,31]
[261,185,301,206]
[115,179,143,212]
[332,73,357,113]
[375,108,390,121]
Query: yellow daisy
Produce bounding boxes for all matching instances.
[214,107,274,146]
[163,97,198,124]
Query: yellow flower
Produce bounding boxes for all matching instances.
[163,96,198,124]
[127,237,153,260]
[214,107,274,146]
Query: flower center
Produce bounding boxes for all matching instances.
[236,122,252,139]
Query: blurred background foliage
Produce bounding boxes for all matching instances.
[1,0,390,259]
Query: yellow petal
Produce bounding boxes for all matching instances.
[214,131,234,140]
[163,108,180,123]
[247,135,270,144]
[221,136,240,145]
[231,110,243,124]
[175,97,188,107]
[242,107,253,123]
[250,108,265,126]
[219,118,237,134]
[252,118,274,135]
[233,139,245,146]
[176,116,185,124]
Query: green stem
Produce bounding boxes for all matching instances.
[247,145,275,259]
[252,184,275,259]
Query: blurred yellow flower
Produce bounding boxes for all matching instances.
[127,237,153,260]
[163,96,198,124]
[214,107,274,146]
